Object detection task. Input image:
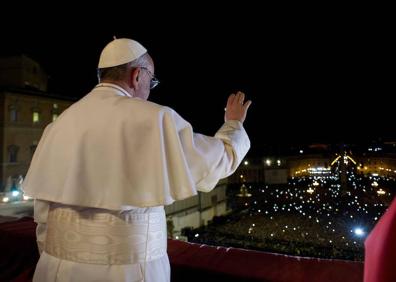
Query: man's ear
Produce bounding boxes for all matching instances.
[130,68,140,89]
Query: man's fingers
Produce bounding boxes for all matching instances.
[243,100,252,111]
[227,94,236,106]
[238,92,245,104]
[225,92,251,123]
[226,92,250,114]
[234,91,241,104]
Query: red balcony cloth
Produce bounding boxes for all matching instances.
[0,217,38,281]
[168,240,363,282]
[364,197,396,282]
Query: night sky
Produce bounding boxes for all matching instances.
[0,7,393,155]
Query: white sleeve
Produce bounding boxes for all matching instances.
[170,108,250,193]
[196,120,250,191]
[33,199,50,255]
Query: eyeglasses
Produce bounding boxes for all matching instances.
[140,67,160,89]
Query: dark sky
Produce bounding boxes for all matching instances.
[0,7,393,155]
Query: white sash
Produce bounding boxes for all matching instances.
[45,206,167,265]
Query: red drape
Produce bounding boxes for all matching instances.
[364,197,396,282]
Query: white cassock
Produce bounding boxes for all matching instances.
[22,83,250,282]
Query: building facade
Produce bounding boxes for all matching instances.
[165,179,229,239]
[0,55,75,192]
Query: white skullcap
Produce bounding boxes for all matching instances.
[98,38,147,68]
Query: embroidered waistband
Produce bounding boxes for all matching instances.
[45,207,167,265]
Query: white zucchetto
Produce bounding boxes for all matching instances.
[98,38,147,68]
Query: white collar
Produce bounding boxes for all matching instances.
[95,83,133,98]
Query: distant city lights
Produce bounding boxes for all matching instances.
[377,189,386,195]
[354,228,365,237]
[23,195,31,201]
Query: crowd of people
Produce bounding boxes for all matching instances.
[186,167,395,261]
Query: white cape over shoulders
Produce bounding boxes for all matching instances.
[22,85,250,209]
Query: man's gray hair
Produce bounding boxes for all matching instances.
[97,53,150,82]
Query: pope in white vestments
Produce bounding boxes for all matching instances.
[22,38,251,282]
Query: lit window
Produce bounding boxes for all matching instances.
[53,103,58,109]
[33,112,40,123]
[52,113,59,121]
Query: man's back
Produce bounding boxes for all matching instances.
[23,85,199,209]
[24,37,252,282]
